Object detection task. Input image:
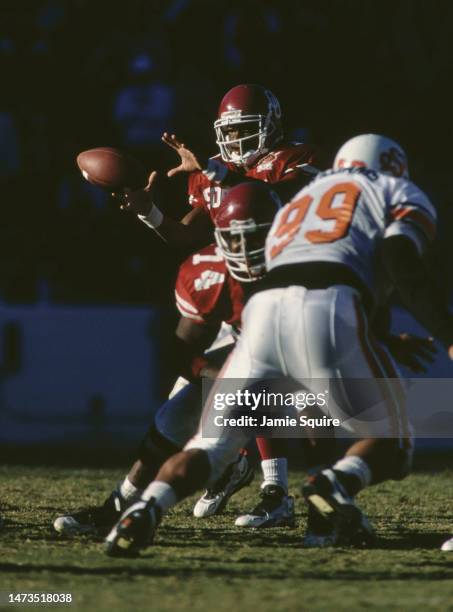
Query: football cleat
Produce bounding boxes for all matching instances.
[303,505,339,548]
[302,470,375,547]
[53,490,126,537]
[105,499,160,557]
[193,453,254,518]
[235,484,295,528]
[441,536,453,551]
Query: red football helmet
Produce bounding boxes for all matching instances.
[214,182,281,282]
[214,84,283,167]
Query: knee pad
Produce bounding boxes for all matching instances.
[137,425,181,467]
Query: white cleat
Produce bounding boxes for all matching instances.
[441,536,453,551]
[235,485,295,528]
[193,454,254,518]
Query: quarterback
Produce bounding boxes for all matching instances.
[118,83,324,248]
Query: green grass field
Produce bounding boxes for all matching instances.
[0,462,453,612]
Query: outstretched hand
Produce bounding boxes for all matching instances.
[112,171,158,216]
[162,132,206,177]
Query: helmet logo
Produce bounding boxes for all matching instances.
[380,147,406,177]
[221,109,242,121]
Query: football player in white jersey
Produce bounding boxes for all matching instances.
[105,134,453,556]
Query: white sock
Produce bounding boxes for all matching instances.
[261,458,288,492]
[141,481,178,515]
[119,477,142,502]
[333,456,372,490]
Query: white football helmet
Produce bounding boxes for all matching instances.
[333,134,409,179]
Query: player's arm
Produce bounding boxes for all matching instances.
[117,171,212,249]
[381,234,453,354]
[372,304,436,373]
[153,206,211,248]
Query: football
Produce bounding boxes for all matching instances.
[76,147,146,191]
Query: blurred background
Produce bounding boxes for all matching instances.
[1,0,453,458]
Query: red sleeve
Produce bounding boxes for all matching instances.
[268,143,329,183]
[174,245,227,324]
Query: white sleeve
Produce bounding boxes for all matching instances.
[384,179,436,255]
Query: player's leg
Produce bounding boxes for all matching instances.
[105,378,252,556]
[192,447,254,518]
[53,382,201,536]
[189,335,257,518]
[291,287,410,545]
[105,290,285,556]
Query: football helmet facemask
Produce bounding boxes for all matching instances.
[214,182,281,282]
[214,84,283,167]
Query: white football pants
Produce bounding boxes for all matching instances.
[185,285,410,482]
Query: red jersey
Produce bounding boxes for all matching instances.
[175,244,245,329]
[187,141,324,223]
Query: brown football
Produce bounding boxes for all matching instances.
[76,147,146,191]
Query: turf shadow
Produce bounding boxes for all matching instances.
[373,532,452,550]
[1,561,453,582]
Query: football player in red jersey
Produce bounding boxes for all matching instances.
[118,84,325,247]
[54,182,285,536]
[184,184,296,525]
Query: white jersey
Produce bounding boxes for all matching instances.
[265,167,436,298]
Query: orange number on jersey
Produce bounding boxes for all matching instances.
[270,194,313,258]
[305,182,361,243]
[270,182,361,258]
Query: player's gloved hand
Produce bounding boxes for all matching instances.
[162,132,206,177]
[112,172,163,228]
[386,333,437,373]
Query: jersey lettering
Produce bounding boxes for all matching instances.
[193,252,224,265]
[194,270,225,292]
[202,186,223,210]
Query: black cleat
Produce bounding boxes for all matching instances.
[302,470,375,547]
[105,499,161,557]
[53,490,126,537]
